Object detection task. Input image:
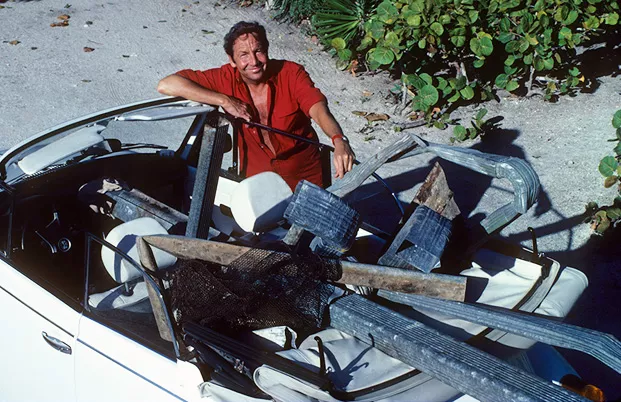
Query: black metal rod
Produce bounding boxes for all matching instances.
[527,227,539,262]
[219,113,405,217]
[0,181,15,259]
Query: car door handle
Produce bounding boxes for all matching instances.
[41,331,72,355]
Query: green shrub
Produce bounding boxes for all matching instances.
[586,110,621,234]
[313,0,620,126]
[272,0,325,22]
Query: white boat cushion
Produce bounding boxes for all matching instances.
[254,328,461,402]
[230,171,293,233]
[101,217,177,283]
[411,249,588,349]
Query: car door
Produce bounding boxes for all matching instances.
[0,259,79,402]
[74,315,192,402]
[73,238,202,402]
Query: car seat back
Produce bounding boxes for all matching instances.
[100,217,177,283]
[230,171,293,233]
[90,217,177,313]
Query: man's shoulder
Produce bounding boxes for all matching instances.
[270,60,309,83]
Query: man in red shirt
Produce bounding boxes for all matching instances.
[157,21,355,190]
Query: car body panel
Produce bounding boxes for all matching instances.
[0,259,79,402]
[75,315,199,402]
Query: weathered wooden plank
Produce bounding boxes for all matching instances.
[284,134,419,246]
[140,235,466,301]
[136,237,174,342]
[413,162,460,219]
[327,134,418,198]
[185,122,228,239]
[330,295,587,402]
[378,290,621,374]
[341,261,465,301]
[142,235,251,265]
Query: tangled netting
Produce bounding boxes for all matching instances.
[171,248,342,335]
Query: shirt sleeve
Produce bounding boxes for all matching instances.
[175,67,228,93]
[292,64,328,117]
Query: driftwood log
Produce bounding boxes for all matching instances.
[138,235,466,302]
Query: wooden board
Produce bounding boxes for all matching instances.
[139,235,466,301]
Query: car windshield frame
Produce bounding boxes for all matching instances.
[0,98,216,183]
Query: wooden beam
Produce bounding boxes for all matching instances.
[140,235,466,301]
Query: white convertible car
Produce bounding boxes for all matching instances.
[0,98,616,402]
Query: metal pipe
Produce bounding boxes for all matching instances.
[220,113,405,217]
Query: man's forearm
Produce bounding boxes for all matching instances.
[309,101,344,140]
[157,74,229,107]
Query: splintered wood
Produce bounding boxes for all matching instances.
[414,162,460,219]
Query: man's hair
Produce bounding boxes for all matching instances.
[223,21,269,57]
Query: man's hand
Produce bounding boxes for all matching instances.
[221,95,254,122]
[157,74,254,121]
[308,101,356,179]
[333,137,355,179]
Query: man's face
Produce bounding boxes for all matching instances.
[228,33,269,84]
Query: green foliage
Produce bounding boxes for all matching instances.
[587,109,621,235]
[310,0,619,116]
[311,0,379,47]
[450,108,490,142]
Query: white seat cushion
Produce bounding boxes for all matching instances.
[88,280,151,313]
[230,172,293,233]
[101,217,177,283]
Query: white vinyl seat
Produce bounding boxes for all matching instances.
[88,217,177,312]
[230,171,293,233]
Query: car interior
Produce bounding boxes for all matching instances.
[0,111,345,357]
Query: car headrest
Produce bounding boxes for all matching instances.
[230,172,293,233]
[101,217,177,283]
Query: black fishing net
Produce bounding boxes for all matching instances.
[170,248,342,335]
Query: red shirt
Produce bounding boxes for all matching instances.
[176,60,327,190]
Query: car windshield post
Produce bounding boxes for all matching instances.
[83,232,181,358]
[0,181,15,259]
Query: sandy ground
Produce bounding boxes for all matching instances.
[1,0,620,397]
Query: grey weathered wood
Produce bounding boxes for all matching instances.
[412,138,540,234]
[413,162,460,219]
[136,237,173,342]
[327,134,419,198]
[378,206,452,273]
[140,235,466,300]
[185,122,228,239]
[341,261,465,301]
[377,290,621,374]
[378,163,459,272]
[109,189,188,230]
[330,295,587,402]
[284,134,419,246]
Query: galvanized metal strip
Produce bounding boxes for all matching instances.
[330,295,587,402]
[377,290,621,374]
